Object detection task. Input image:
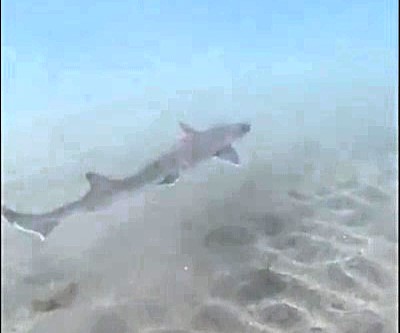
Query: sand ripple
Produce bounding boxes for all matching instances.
[2,163,397,333]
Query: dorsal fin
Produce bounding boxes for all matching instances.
[179,122,198,135]
[85,172,114,191]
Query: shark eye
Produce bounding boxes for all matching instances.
[241,124,251,133]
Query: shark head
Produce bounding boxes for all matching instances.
[173,121,251,168]
[222,122,251,143]
[196,122,251,157]
[236,122,251,137]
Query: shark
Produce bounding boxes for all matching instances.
[2,122,251,240]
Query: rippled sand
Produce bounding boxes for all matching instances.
[1,155,398,333]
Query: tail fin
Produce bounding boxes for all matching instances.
[2,206,18,222]
[2,206,59,241]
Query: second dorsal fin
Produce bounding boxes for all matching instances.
[85,172,114,191]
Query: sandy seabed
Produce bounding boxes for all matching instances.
[1,155,398,333]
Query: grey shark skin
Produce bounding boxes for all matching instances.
[2,122,251,240]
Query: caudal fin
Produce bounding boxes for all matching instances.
[2,206,59,241]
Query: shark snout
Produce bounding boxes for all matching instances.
[241,123,251,133]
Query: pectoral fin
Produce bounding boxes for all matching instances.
[215,146,240,165]
[158,171,180,185]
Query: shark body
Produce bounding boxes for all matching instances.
[2,122,251,240]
